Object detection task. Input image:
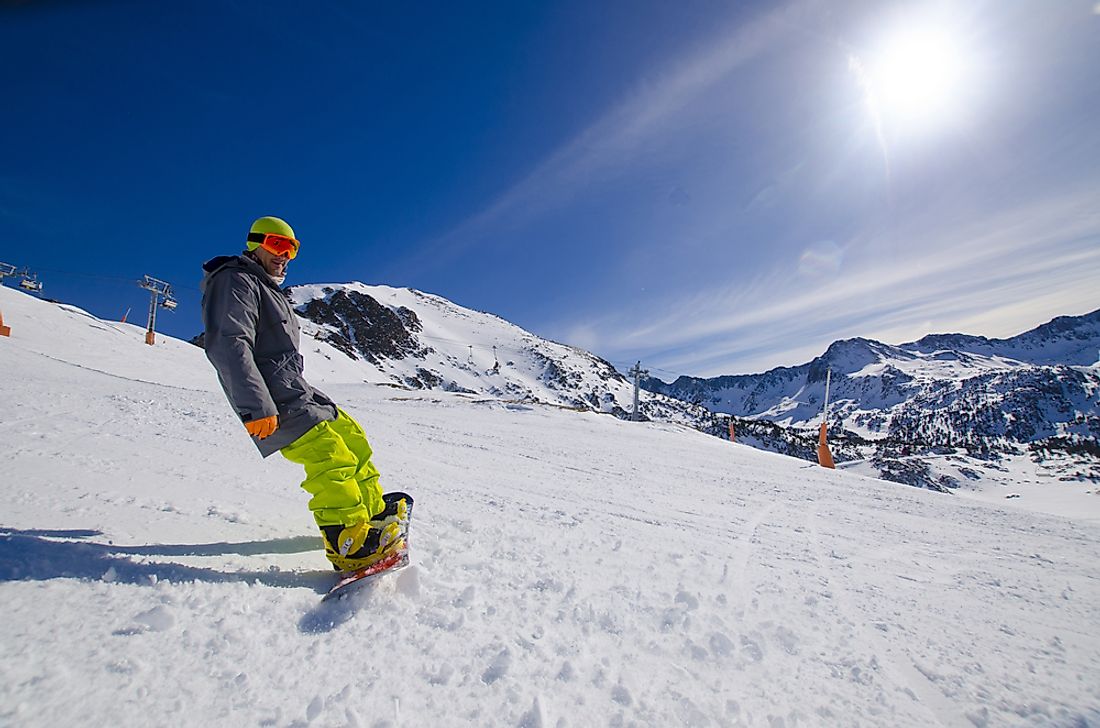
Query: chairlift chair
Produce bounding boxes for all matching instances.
[161,297,178,311]
[19,275,42,293]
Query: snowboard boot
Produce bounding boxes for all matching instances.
[319,492,414,572]
[320,520,403,572]
[373,491,414,532]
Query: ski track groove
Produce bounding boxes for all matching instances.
[12,345,214,394]
[729,501,780,619]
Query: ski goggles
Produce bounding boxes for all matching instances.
[247,231,299,259]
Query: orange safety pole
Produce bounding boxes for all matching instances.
[817,368,836,469]
[817,422,835,469]
[728,420,735,443]
[0,310,10,337]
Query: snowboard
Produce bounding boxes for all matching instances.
[322,492,413,602]
[322,546,409,601]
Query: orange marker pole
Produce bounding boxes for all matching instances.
[817,422,835,469]
[817,369,836,469]
[728,420,735,443]
[0,310,10,337]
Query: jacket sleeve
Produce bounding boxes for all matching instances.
[202,270,278,422]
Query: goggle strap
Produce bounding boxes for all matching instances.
[246,232,267,244]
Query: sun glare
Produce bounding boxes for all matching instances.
[855,20,975,137]
[872,29,964,120]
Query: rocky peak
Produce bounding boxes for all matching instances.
[291,286,426,365]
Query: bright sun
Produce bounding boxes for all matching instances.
[855,22,974,136]
[872,29,964,119]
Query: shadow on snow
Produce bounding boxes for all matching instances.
[0,527,334,594]
[2,528,404,634]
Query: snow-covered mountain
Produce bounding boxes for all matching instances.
[905,310,1100,367]
[4,279,1100,727]
[280,282,708,427]
[645,310,1100,490]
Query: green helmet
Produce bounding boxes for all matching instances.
[246,216,296,251]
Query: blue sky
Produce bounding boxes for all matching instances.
[2,1,1098,378]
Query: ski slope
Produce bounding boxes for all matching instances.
[2,286,1099,727]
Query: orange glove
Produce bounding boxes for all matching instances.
[245,415,278,440]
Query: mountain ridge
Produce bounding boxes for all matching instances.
[282,282,709,427]
[902,308,1100,366]
[643,308,1100,489]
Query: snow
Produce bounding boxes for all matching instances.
[849,352,1023,382]
[2,285,1100,727]
[841,454,1100,524]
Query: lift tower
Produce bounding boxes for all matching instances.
[138,275,177,345]
[628,361,649,422]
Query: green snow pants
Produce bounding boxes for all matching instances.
[280,408,384,528]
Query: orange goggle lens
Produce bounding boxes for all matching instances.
[247,232,299,259]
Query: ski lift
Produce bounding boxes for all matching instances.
[19,273,42,293]
[138,274,176,345]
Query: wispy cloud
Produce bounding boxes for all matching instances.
[397,1,810,271]
[391,0,1100,380]
[559,184,1100,376]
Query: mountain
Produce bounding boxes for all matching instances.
[905,310,1100,366]
[645,310,1100,490]
[3,283,1100,727]
[282,282,709,427]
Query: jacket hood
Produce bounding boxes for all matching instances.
[200,254,283,295]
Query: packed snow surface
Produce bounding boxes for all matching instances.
[2,286,1100,727]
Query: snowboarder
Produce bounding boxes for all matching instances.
[200,215,410,572]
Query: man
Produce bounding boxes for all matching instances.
[200,215,411,571]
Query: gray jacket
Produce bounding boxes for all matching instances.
[200,254,337,457]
